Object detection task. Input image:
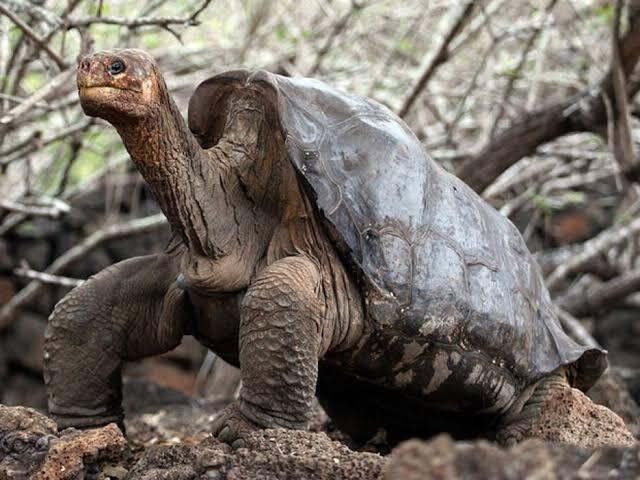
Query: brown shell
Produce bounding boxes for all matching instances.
[188,70,606,395]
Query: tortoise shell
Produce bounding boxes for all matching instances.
[188,70,606,397]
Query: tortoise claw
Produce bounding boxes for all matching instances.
[212,402,259,448]
[496,427,524,447]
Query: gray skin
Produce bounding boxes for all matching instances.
[45,49,617,448]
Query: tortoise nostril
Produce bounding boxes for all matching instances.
[79,58,91,72]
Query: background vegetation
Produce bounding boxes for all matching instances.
[0,0,638,432]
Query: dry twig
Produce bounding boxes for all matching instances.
[398,1,475,119]
[558,269,640,317]
[13,264,84,288]
[556,307,600,348]
[67,0,213,31]
[0,197,70,218]
[546,216,640,290]
[0,68,75,125]
[0,3,68,69]
[308,0,366,75]
[485,0,558,141]
[456,0,640,193]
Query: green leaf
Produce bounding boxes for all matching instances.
[595,5,614,22]
[144,34,162,49]
[276,24,288,41]
[24,72,45,92]
[68,150,106,185]
[15,221,37,236]
[563,191,586,204]
[531,193,554,216]
[397,38,413,55]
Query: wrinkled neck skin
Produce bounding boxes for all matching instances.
[114,92,206,249]
[112,86,290,293]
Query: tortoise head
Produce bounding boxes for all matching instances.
[77,49,163,121]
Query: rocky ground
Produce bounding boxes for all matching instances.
[1,377,639,480]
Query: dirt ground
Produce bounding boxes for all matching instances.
[1,376,639,480]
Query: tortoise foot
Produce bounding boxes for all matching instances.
[497,370,565,446]
[212,402,261,448]
[496,424,524,447]
[498,370,636,448]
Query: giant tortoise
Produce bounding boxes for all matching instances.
[43,49,633,448]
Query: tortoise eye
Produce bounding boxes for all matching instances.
[108,59,125,75]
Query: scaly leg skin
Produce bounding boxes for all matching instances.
[212,256,326,448]
[497,368,636,448]
[44,252,192,432]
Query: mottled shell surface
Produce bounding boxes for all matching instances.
[188,70,606,396]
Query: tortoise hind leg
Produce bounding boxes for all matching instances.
[44,253,191,432]
[497,369,635,447]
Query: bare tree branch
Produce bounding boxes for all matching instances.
[457,99,577,193]
[558,269,640,317]
[67,1,213,30]
[1,119,92,168]
[556,307,601,349]
[546,215,640,290]
[0,3,68,70]
[307,0,366,76]
[0,68,75,126]
[456,1,640,193]
[2,0,63,27]
[398,1,475,119]
[607,0,638,172]
[0,197,70,218]
[13,264,84,288]
[485,0,558,141]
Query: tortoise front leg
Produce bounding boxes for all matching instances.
[44,253,192,431]
[211,256,326,446]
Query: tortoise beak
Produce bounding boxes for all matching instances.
[77,54,110,90]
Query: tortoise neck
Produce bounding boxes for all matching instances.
[113,85,206,248]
